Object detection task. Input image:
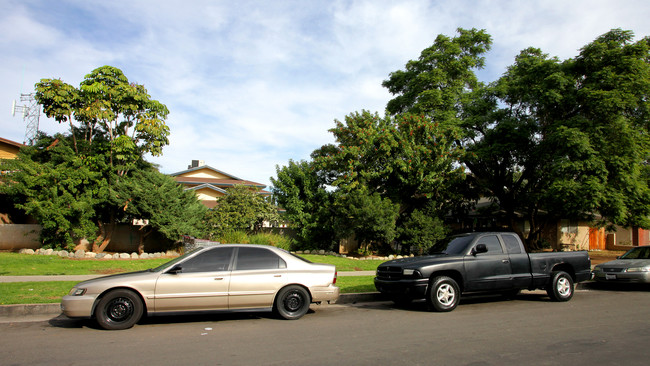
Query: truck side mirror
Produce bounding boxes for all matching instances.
[472,244,488,255]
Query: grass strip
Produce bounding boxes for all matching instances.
[0,252,383,276]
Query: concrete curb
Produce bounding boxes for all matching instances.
[0,303,61,318]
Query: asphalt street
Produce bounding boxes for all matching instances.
[2,287,650,366]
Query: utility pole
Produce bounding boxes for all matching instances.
[12,93,40,145]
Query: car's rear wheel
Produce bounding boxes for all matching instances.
[426,276,460,312]
[546,271,574,302]
[95,289,143,330]
[274,285,311,320]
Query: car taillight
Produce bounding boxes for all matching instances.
[333,271,337,284]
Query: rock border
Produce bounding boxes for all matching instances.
[18,248,180,260]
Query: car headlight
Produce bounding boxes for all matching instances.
[403,268,415,275]
[625,267,650,273]
[69,287,87,296]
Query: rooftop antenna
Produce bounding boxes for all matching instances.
[12,93,40,145]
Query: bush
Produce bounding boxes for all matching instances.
[248,233,293,251]
[215,230,250,244]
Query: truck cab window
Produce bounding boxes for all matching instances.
[476,235,503,254]
[502,234,522,254]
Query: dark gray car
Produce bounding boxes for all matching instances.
[593,246,650,283]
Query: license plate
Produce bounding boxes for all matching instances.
[606,274,617,280]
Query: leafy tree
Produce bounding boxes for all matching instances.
[310,111,466,252]
[383,27,492,121]
[331,186,400,253]
[0,134,106,249]
[270,160,337,249]
[112,169,208,252]
[205,185,280,240]
[35,66,170,177]
[462,29,650,249]
[28,66,171,249]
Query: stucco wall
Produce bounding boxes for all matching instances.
[0,224,42,250]
[0,224,173,252]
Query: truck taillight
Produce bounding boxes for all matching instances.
[333,271,337,284]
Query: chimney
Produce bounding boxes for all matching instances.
[188,160,205,169]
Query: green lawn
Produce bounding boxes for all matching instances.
[0,252,382,276]
[0,253,170,276]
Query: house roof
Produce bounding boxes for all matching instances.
[0,137,25,148]
[184,183,228,195]
[170,164,270,195]
[170,165,243,180]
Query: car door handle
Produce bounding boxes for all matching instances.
[274,275,282,277]
[502,260,510,264]
[214,277,224,280]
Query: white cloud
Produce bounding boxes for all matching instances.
[1,0,650,187]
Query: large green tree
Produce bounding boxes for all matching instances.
[26,66,172,250]
[270,160,337,249]
[35,65,170,177]
[387,28,650,250]
[0,134,107,249]
[112,169,208,252]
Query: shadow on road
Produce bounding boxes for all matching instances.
[48,308,316,329]
[581,281,650,292]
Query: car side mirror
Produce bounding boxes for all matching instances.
[168,265,183,274]
[472,244,488,256]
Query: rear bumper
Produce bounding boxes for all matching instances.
[374,278,429,299]
[310,284,340,303]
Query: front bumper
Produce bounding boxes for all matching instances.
[60,294,98,318]
[374,278,429,299]
[592,271,650,283]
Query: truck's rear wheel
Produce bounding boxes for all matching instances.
[546,271,574,302]
[426,276,460,312]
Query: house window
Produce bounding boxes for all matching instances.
[560,219,578,235]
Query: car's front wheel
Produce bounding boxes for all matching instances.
[95,289,143,330]
[274,285,311,320]
[426,276,460,312]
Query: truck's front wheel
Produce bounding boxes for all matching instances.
[547,271,574,302]
[426,276,460,312]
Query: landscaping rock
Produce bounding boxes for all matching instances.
[58,250,69,257]
[103,254,113,259]
[74,250,85,259]
[85,252,96,258]
[119,253,130,259]
[130,253,138,259]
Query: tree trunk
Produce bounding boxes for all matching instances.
[92,221,115,253]
[138,226,152,254]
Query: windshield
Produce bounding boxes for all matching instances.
[150,247,204,272]
[428,235,475,255]
[620,247,650,260]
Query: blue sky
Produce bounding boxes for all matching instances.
[2,0,649,188]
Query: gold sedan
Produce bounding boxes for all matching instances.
[61,244,340,330]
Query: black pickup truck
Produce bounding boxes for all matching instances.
[374,232,591,311]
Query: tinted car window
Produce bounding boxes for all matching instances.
[429,235,475,255]
[501,234,522,254]
[236,247,287,270]
[476,235,503,254]
[180,247,234,273]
